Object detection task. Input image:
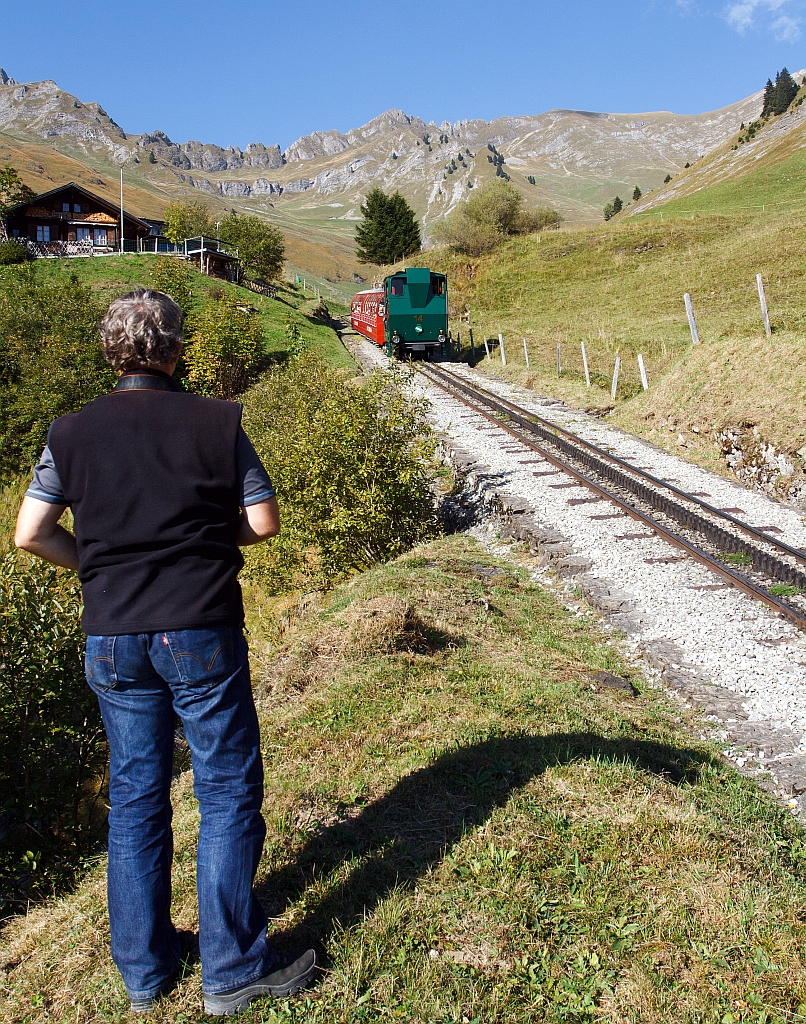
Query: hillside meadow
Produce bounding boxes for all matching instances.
[425,144,806,478]
[20,254,353,369]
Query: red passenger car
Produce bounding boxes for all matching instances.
[350,288,386,347]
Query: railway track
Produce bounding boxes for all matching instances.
[417,361,806,632]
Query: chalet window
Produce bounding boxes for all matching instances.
[74,204,81,214]
[12,229,19,237]
[93,228,108,246]
[36,225,50,242]
[62,202,70,212]
[77,227,91,241]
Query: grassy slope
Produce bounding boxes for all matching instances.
[22,255,354,370]
[425,138,806,472]
[2,534,806,1022]
[0,134,168,220]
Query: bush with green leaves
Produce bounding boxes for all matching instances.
[162,199,213,244]
[0,552,107,911]
[149,254,195,319]
[218,212,285,282]
[0,265,115,480]
[184,294,265,399]
[0,239,30,265]
[434,180,561,256]
[242,355,437,591]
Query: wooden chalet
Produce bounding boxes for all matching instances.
[2,181,242,282]
[3,182,152,256]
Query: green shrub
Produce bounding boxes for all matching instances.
[0,553,106,910]
[218,212,285,282]
[150,255,195,318]
[0,239,30,265]
[184,294,265,398]
[162,199,213,244]
[242,355,437,591]
[517,207,564,233]
[434,180,561,255]
[0,265,114,480]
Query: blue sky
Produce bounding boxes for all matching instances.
[2,0,804,150]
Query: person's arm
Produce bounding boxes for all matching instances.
[15,496,78,570]
[237,495,280,547]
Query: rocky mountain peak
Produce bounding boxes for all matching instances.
[0,68,17,86]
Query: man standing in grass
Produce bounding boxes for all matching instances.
[14,289,316,1016]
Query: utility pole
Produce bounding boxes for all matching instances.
[120,165,124,254]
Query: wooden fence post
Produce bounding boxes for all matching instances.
[757,273,771,338]
[684,293,700,345]
[611,356,621,400]
[581,341,591,388]
[498,332,507,366]
[638,353,649,391]
[523,338,530,367]
[470,327,476,362]
[483,336,491,359]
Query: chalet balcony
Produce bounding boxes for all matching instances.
[25,239,94,258]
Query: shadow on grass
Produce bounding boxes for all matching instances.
[258,731,718,952]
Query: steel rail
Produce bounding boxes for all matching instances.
[420,364,806,590]
[417,362,806,632]
[431,365,806,567]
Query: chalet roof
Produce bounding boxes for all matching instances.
[4,181,151,229]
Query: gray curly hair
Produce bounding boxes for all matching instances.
[99,288,184,372]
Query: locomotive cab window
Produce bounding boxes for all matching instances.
[430,276,445,296]
[390,277,405,296]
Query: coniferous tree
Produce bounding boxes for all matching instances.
[355,188,421,265]
[664,174,672,183]
[762,68,799,117]
[774,68,798,113]
[762,78,775,118]
[633,185,642,201]
[612,196,623,214]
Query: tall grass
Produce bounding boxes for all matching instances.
[439,209,803,395]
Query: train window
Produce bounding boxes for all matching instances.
[431,277,445,295]
[390,277,405,296]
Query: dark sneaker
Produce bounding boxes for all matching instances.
[203,949,317,1016]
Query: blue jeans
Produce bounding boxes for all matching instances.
[85,627,276,1000]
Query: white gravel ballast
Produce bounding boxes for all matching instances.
[347,336,806,811]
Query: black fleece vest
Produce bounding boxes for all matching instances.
[48,373,245,635]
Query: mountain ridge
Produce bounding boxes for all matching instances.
[0,67,775,279]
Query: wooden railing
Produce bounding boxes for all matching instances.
[25,239,93,258]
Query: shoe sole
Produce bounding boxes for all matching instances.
[203,953,316,1016]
